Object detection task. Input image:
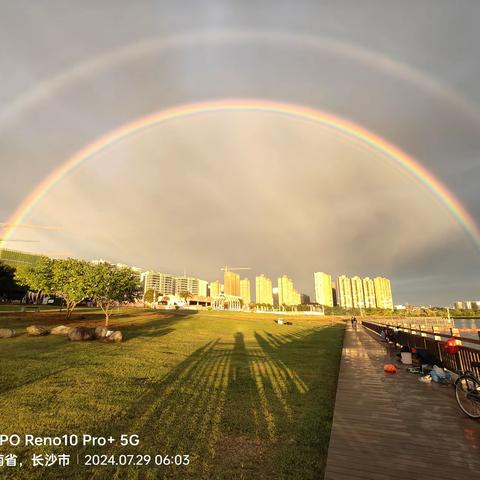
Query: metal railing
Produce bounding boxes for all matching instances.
[362,320,480,378]
[366,316,454,327]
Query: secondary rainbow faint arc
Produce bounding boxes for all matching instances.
[2,98,480,250]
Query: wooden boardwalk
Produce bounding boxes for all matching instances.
[324,324,480,480]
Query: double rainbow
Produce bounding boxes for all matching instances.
[2,99,479,250]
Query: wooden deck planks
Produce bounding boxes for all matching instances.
[324,324,480,480]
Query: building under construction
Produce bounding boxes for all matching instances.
[0,248,45,269]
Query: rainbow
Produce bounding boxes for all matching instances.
[2,98,479,250]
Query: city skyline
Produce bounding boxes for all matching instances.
[141,265,395,307]
[143,267,394,310]
[0,245,415,308]
[6,245,467,308]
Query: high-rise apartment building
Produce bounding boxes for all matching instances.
[314,272,334,307]
[209,280,222,298]
[351,276,365,309]
[256,274,273,305]
[374,277,393,310]
[278,275,302,306]
[175,276,199,295]
[224,271,240,296]
[362,277,376,308]
[332,286,337,306]
[278,275,294,306]
[143,271,176,295]
[337,275,353,309]
[240,278,251,305]
[292,289,302,305]
[300,293,311,304]
[0,248,45,269]
[272,287,279,306]
[455,300,480,310]
[198,279,208,297]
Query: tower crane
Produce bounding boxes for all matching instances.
[220,266,252,272]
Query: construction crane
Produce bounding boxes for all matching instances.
[0,223,61,230]
[220,266,252,297]
[0,222,63,248]
[0,239,40,243]
[220,266,252,272]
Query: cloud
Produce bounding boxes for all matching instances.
[2,1,480,305]
[19,112,475,304]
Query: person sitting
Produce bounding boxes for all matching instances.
[385,327,396,343]
[412,348,441,371]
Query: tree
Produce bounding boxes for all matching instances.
[0,262,28,301]
[15,256,52,293]
[16,257,92,320]
[144,288,156,304]
[89,263,140,327]
[179,290,192,305]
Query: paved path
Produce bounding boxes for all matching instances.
[324,324,480,480]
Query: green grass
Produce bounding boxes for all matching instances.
[0,309,344,480]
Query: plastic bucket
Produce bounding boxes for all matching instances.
[401,352,412,365]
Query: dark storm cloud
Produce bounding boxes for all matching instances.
[1,0,480,305]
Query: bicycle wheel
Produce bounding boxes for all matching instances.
[455,375,480,419]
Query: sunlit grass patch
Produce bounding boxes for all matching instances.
[0,309,343,479]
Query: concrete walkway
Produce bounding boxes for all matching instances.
[324,324,480,480]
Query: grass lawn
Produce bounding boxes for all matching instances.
[0,308,344,480]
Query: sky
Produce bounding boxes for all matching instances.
[1,1,480,305]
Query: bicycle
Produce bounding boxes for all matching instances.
[455,362,480,419]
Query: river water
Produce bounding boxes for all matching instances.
[453,317,480,340]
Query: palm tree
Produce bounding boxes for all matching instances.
[179,290,193,306]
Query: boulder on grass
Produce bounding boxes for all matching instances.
[106,331,123,343]
[94,326,109,339]
[51,325,72,336]
[26,325,49,336]
[68,326,95,342]
[0,328,16,339]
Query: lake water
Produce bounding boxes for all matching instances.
[453,318,480,340]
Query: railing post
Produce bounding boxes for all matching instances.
[450,327,462,346]
[436,338,443,365]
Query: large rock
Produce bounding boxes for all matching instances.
[94,326,109,339]
[105,331,123,343]
[26,325,49,336]
[0,328,16,339]
[51,325,72,336]
[68,326,95,341]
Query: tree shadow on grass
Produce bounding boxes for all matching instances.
[115,310,200,341]
[8,325,343,480]
[209,326,343,479]
[0,333,101,401]
[107,327,342,480]
[258,326,343,377]
[118,315,181,341]
[0,366,73,396]
[77,337,231,480]
[0,313,195,409]
[252,326,344,479]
